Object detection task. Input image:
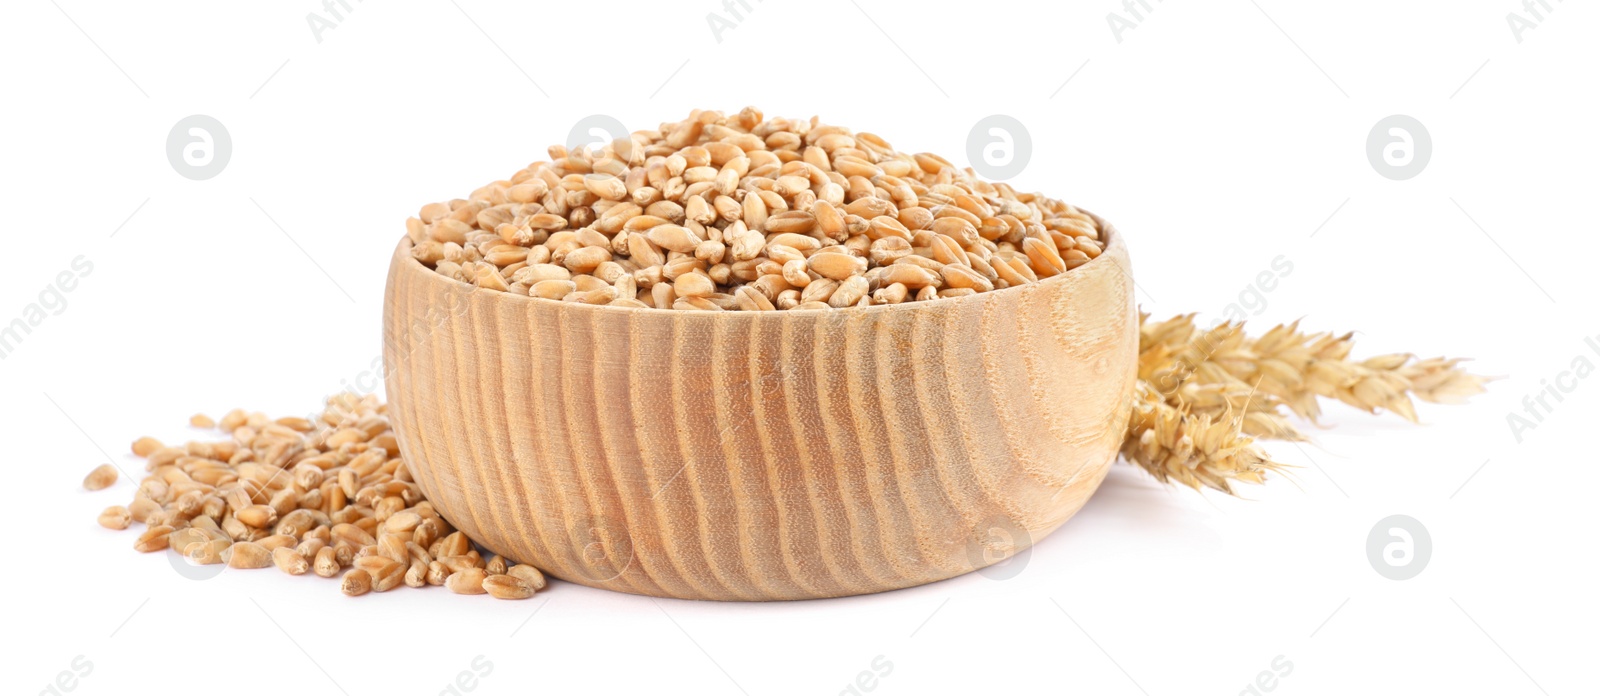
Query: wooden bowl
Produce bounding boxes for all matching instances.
[383,215,1137,601]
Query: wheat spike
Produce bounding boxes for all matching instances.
[1220,322,1486,422]
[1125,313,1488,494]
[1400,357,1493,404]
[1121,382,1287,495]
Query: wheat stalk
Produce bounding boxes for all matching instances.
[1124,313,1489,494]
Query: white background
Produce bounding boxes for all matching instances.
[3,1,1596,694]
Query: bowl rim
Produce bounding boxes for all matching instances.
[391,208,1126,316]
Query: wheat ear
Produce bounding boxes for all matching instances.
[1125,313,1489,494]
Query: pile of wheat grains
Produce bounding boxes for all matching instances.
[406,107,1105,310]
[89,394,545,599]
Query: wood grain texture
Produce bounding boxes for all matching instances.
[383,216,1137,601]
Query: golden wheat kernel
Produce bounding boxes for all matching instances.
[828,276,870,308]
[1022,237,1066,278]
[868,236,913,266]
[430,532,466,559]
[484,554,508,576]
[403,559,428,588]
[530,279,576,300]
[563,246,612,274]
[674,272,716,299]
[82,464,119,491]
[684,195,717,225]
[807,252,864,281]
[766,233,819,252]
[800,278,839,305]
[729,230,765,262]
[646,224,703,254]
[1063,248,1092,270]
[438,555,481,574]
[268,489,300,518]
[295,537,327,561]
[582,174,628,201]
[221,516,252,542]
[873,282,909,305]
[382,511,422,535]
[235,505,277,529]
[734,285,776,311]
[137,476,169,499]
[765,211,817,235]
[779,259,810,287]
[483,574,535,600]
[131,436,164,457]
[506,564,547,591]
[98,505,132,530]
[314,546,342,577]
[411,520,440,550]
[126,497,158,523]
[764,244,805,265]
[567,273,606,293]
[880,263,939,289]
[190,538,234,565]
[370,559,406,592]
[992,256,1031,286]
[1003,255,1039,283]
[341,569,373,597]
[406,540,438,566]
[327,427,369,448]
[353,553,394,574]
[224,542,273,569]
[189,413,216,428]
[426,561,450,586]
[377,534,409,564]
[867,216,914,242]
[419,201,452,223]
[337,468,359,499]
[649,282,676,309]
[257,534,298,551]
[446,568,489,595]
[940,263,994,293]
[272,546,310,575]
[159,522,199,548]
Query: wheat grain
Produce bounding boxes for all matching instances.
[82,464,118,490]
[483,574,535,600]
[370,558,406,592]
[446,568,488,595]
[87,395,551,600]
[98,505,131,530]
[273,546,311,575]
[406,108,1107,310]
[507,564,547,591]
[224,542,273,569]
[340,569,372,596]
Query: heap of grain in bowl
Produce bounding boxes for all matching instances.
[406,107,1105,311]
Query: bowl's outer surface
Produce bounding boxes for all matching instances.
[384,220,1137,601]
